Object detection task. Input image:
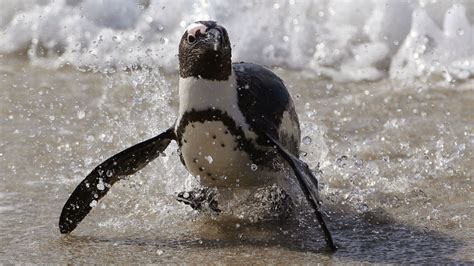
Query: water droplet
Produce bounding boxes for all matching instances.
[457,28,464,36]
[156,249,164,255]
[49,116,55,121]
[112,35,121,43]
[205,155,213,164]
[273,3,280,9]
[77,110,85,119]
[97,179,105,191]
[250,164,258,171]
[302,136,312,145]
[159,37,168,45]
[89,200,97,207]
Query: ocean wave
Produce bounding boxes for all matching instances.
[0,0,473,83]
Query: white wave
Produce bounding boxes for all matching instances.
[0,0,472,83]
[390,4,474,84]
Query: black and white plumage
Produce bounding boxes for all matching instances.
[176,62,300,187]
[59,21,336,250]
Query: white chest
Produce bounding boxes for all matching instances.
[176,74,269,187]
[180,120,263,187]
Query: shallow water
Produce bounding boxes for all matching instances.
[0,55,472,263]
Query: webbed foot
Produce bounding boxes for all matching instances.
[177,188,221,214]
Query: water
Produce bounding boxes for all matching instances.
[1,0,473,263]
[1,55,472,263]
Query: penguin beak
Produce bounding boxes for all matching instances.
[204,28,222,51]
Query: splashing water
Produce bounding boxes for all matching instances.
[0,0,473,83]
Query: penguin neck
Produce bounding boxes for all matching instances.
[177,69,248,130]
[179,55,232,81]
[178,69,235,114]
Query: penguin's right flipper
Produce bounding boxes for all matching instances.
[59,127,176,234]
[265,133,337,251]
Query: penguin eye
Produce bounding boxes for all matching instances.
[187,35,196,44]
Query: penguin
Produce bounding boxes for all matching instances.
[59,21,336,250]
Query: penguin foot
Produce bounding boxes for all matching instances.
[177,188,221,214]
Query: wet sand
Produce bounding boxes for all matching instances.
[0,56,473,263]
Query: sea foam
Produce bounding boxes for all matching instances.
[0,0,472,83]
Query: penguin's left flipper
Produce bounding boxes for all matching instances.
[265,133,337,251]
[59,127,176,234]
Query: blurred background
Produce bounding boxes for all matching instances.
[0,0,473,82]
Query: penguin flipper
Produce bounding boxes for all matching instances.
[264,133,337,251]
[59,127,176,234]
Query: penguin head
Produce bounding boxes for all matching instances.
[179,21,232,81]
